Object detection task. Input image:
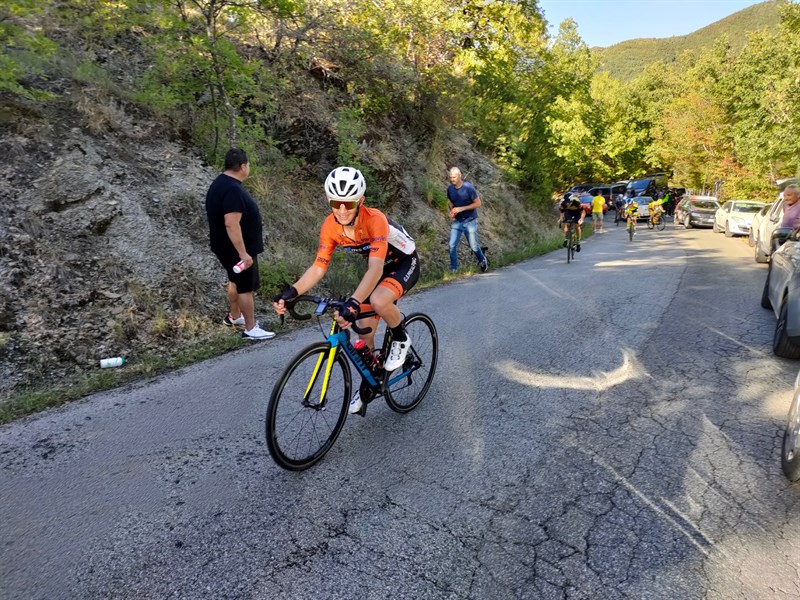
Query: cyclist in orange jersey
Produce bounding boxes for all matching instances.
[273,166,419,415]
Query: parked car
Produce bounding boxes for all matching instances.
[626,173,669,197]
[749,204,772,247]
[630,196,651,221]
[578,192,608,216]
[564,183,597,200]
[677,196,720,228]
[781,368,800,481]
[674,197,691,225]
[754,192,785,263]
[588,184,627,210]
[712,200,766,237]
[761,229,800,358]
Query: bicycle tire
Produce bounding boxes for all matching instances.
[265,342,351,471]
[628,222,634,241]
[646,218,654,230]
[782,388,800,481]
[566,228,573,264]
[384,313,439,413]
[656,215,666,231]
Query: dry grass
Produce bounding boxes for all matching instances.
[75,87,129,134]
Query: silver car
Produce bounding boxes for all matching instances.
[761,231,800,357]
[713,200,766,237]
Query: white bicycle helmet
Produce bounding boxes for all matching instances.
[325,167,366,202]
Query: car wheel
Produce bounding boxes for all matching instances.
[781,387,800,481]
[755,240,769,264]
[761,266,773,309]
[773,301,800,359]
[724,222,734,238]
[712,220,721,233]
[748,231,756,247]
[684,215,691,228]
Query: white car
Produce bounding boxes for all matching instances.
[749,204,773,246]
[630,196,651,220]
[754,192,785,263]
[713,200,766,237]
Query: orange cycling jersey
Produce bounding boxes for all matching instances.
[313,205,416,269]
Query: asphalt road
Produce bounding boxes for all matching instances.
[2,216,799,599]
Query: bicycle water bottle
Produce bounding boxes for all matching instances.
[352,340,375,371]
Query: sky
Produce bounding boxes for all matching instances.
[537,0,767,48]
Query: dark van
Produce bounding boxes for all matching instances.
[626,172,669,197]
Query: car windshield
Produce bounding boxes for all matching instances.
[692,201,718,209]
[731,203,763,213]
[628,179,650,192]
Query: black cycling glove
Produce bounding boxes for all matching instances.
[340,297,361,323]
[273,286,298,304]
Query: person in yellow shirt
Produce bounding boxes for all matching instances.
[591,194,606,233]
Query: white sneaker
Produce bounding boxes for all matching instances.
[348,391,363,414]
[223,313,246,326]
[242,324,275,340]
[384,338,412,371]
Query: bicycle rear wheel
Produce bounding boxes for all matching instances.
[265,342,351,470]
[384,313,438,413]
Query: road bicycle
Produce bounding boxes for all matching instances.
[265,295,438,471]
[627,214,637,241]
[647,211,666,231]
[564,221,579,263]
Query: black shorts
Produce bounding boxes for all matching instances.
[563,214,581,224]
[215,252,260,294]
[378,251,419,299]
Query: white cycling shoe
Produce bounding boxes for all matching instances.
[384,338,412,371]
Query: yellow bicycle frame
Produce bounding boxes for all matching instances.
[304,320,339,406]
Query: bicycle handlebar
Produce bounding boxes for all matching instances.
[284,294,373,335]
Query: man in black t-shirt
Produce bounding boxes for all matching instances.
[205,148,274,340]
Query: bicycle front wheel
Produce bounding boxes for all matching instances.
[656,216,666,231]
[384,313,438,413]
[628,222,634,241]
[266,342,352,471]
[646,218,654,230]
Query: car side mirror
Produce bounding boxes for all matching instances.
[771,215,780,223]
[772,226,794,249]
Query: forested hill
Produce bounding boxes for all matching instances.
[595,1,780,81]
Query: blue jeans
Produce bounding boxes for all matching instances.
[449,219,486,270]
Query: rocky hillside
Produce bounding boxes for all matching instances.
[0,74,555,410]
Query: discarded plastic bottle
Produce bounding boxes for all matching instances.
[100,357,127,368]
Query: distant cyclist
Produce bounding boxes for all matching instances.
[614,194,625,224]
[559,194,584,251]
[625,195,639,232]
[272,166,419,415]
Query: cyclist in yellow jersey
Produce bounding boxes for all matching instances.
[648,197,664,225]
[625,197,639,232]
